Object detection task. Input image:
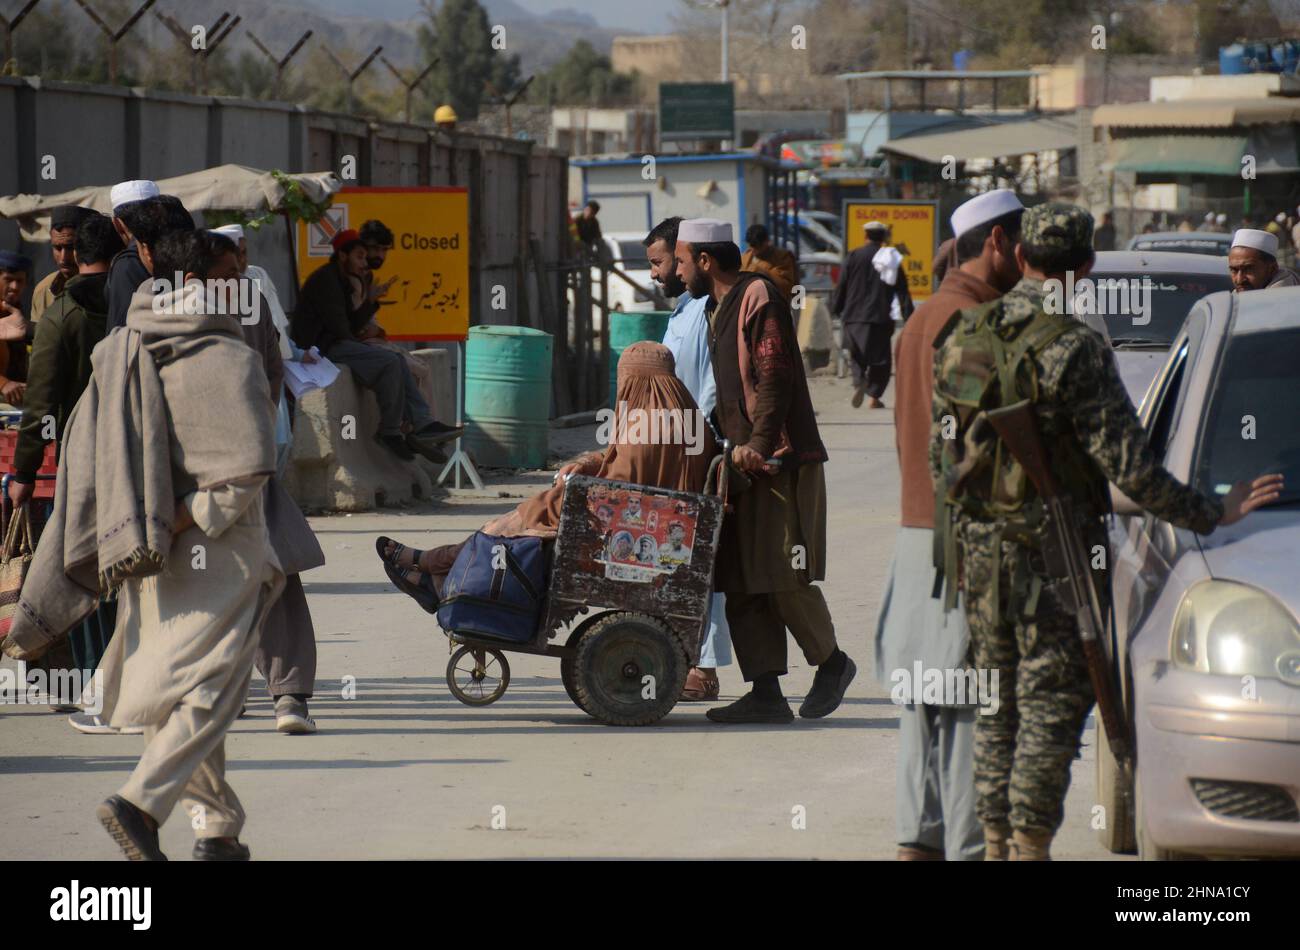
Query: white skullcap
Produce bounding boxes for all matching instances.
[211,224,245,241]
[110,179,159,210]
[1277,212,1288,223]
[679,218,733,244]
[1231,228,1278,257]
[1203,211,1215,220]
[1215,213,1227,223]
[862,220,887,232]
[950,189,1024,238]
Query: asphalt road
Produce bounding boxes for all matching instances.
[0,373,1121,860]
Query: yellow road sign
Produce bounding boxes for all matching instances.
[842,199,939,301]
[295,186,470,341]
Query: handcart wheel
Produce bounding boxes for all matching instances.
[572,611,688,726]
[446,645,510,706]
[561,617,604,716]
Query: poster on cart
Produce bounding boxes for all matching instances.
[588,484,700,583]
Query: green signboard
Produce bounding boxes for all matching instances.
[659,82,735,141]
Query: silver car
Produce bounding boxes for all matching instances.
[1125,231,1234,257]
[1097,286,1300,859]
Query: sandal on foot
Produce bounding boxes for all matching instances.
[680,668,720,702]
[383,560,440,614]
[375,536,424,571]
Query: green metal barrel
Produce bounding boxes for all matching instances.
[464,326,553,469]
[609,310,672,405]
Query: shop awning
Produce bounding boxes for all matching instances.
[878,114,1077,164]
[1108,130,1299,175]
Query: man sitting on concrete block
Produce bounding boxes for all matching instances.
[290,228,460,463]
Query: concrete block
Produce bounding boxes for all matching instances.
[410,347,456,422]
[282,364,443,511]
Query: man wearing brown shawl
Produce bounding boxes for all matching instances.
[675,218,855,724]
[378,342,716,602]
[1,229,282,862]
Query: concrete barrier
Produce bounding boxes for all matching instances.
[283,348,455,511]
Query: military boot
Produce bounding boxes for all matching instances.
[983,823,1012,861]
[1011,828,1054,861]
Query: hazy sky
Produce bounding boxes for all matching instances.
[521,0,667,33]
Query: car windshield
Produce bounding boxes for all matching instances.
[1086,271,1231,346]
[616,241,650,269]
[1195,326,1300,505]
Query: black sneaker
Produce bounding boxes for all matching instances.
[799,654,857,719]
[97,795,167,861]
[414,421,464,446]
[377,432,416,461]
[406,433,449,464]
[705,691,795,724]
[193,837,251,861]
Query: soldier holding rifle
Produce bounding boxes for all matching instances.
[930,203,1283,860]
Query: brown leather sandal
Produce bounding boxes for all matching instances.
[680,668,720,701]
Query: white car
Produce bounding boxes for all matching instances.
[569,233,669,333]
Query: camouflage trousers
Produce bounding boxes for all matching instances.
[958,521,1095,834]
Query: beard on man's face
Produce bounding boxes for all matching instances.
[687,271,712,300]
[366,256,384,271]
[658,270,687,297]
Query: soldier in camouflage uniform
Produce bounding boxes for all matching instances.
[929,202,1282,860]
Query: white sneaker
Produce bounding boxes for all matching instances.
[68,713,144,735]
[275,697,317,735]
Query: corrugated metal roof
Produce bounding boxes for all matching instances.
[877,114,1078,163]
[1092,98,1300,128]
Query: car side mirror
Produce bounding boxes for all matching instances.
[1110,484,1143,516]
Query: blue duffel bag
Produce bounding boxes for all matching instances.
[436,532,547,643]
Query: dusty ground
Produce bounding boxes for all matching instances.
[0,373,1122,860]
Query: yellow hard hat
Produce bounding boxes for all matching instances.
[434,104,458,124]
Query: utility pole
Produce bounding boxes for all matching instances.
[718,0,728,82]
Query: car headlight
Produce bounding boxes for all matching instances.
[1171,581,1300,684]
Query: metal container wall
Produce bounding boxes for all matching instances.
[465,325,553,469]
[608,310,672,406]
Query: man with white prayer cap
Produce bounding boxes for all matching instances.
[1228,227,1300,291]
[105,180,161,331]
[873,187,1024,860]
[674,217,855,724]
[830,219,914,409]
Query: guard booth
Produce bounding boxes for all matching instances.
[570,152,802,255]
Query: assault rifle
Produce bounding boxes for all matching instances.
[985,400,1133,771]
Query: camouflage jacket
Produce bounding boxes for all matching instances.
[929,276,1224,535]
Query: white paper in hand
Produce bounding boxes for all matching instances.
[283,354,340,398]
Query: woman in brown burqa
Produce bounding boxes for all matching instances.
[376,341,718,609]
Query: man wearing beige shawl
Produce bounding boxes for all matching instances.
[1,229,282,862]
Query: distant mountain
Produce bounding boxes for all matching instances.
[47,0,630,77]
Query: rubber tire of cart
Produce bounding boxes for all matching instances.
[446,644,511,706]
[571,611,688,726]
[561,623,596,716]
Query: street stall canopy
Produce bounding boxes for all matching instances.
[0,164,342,241]
[878,113,1078,164]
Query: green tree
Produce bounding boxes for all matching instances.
[417,0,521,121]
[533,39,636,106]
